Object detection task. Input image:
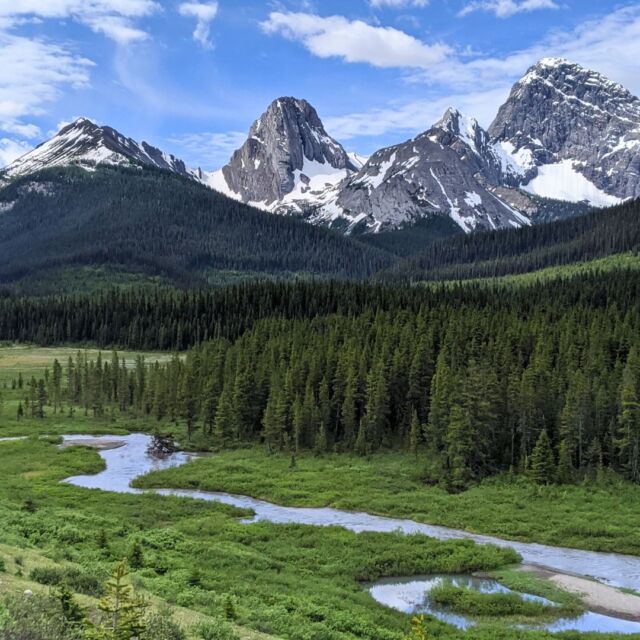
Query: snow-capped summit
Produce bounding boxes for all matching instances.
[316,106,531,234]
[2,58,638,236]
[489,58,640,204]
[1,118,198,183]
[208,97,357,209]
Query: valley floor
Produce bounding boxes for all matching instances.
[2,346,640,639]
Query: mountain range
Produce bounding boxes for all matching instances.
[3,57,637,237]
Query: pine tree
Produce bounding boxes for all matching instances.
[529,430,555,485]
[354,418,368,457]
[364,360,389,450]
[52,358,62,414]
[556,439,574,484]
[560,370,591,468]
[128,541,144,569]
[263,379,287,453]
[617,353,640,482]
[445,404,474,491]
[426,351,453,454]
[87,560,147,640]
[212,384,235,449]
[314,422,328,456]
[408,410,420,457]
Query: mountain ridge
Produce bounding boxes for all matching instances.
[1,57,638,236]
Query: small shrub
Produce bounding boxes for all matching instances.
[145,607,187,640]
[194,618,240,640]
[29,566,105,597]
[0,592,82,640]
[430,582,558,618]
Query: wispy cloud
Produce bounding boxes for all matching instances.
[168,130,246,169]
[0,31,93,138]
[323,4,640,144]
[459,0,560,18]
[261,12,451,68]
[178,1,219,49]
[0,1,160,44]
[369,0,429,8]
[325,87,511,140]
[0,137,31,166]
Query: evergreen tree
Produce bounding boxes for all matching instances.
[617,353,640,482]
[408,410,420,457]
[556,439,574,484]
[530,430,555,485]
[87,560,147,640]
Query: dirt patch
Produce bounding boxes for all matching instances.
[522,564,640,621]
[59,438,126,451]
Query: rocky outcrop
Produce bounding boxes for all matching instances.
[324,109,531,233]
[1,118,197,183]
[219,97,356,206]
[489,58,640,199]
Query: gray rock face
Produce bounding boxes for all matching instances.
[1,118,196,183]
[221,97,356,205]
[489,58,640,198]
[327,109,530,232]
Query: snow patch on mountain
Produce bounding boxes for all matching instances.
[522,160,622,207]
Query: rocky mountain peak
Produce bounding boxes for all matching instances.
[1,117,196,183]
[218,96,356,206]
[489,57,640,200]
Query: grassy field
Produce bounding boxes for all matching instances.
[460,252,640,287]
[1,345,639,639]
[0,436,531,640]
[0,344,177,438]
[135,448,640,556]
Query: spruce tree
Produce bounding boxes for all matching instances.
[530,430,555,485]
[408,410,420,457]
[556,439,574,484]
[617,354,640,482]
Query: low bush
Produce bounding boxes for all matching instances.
[29,566,104,597]
[430,582,559,619]
[194,618,240,640]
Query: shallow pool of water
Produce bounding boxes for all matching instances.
[368,575,640,634]
[61,433,640,633]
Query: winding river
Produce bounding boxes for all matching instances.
[60,433,640,634]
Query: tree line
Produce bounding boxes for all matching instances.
[1,268,639,350]
[19,267,640,490]
[383,199,640,282]
[0,165,391,289]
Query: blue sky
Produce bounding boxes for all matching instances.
[0,1,639,169]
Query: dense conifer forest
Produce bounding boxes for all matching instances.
[0,165,392,285]
[384,199,640,281]
[12,266,640,490]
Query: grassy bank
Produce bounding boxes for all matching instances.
[0,344,176,438]
[0,436,530,640]
[134,448,640,556]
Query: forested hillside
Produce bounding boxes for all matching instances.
[384,199,640,281]
[0,165,392,287]
[10,267,640,491]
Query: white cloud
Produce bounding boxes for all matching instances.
[178,2,219,49]
[459,0,560,18]
[0,121,41,139]
[323,5,640,144]
[168,130,245,169]
[325,86,511,140]
[369,0,429,7]
[261,12,451,68]
[83,15,149,44]
[0,137,31,166]
[0,0,159,44]
[0,31,93,141]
